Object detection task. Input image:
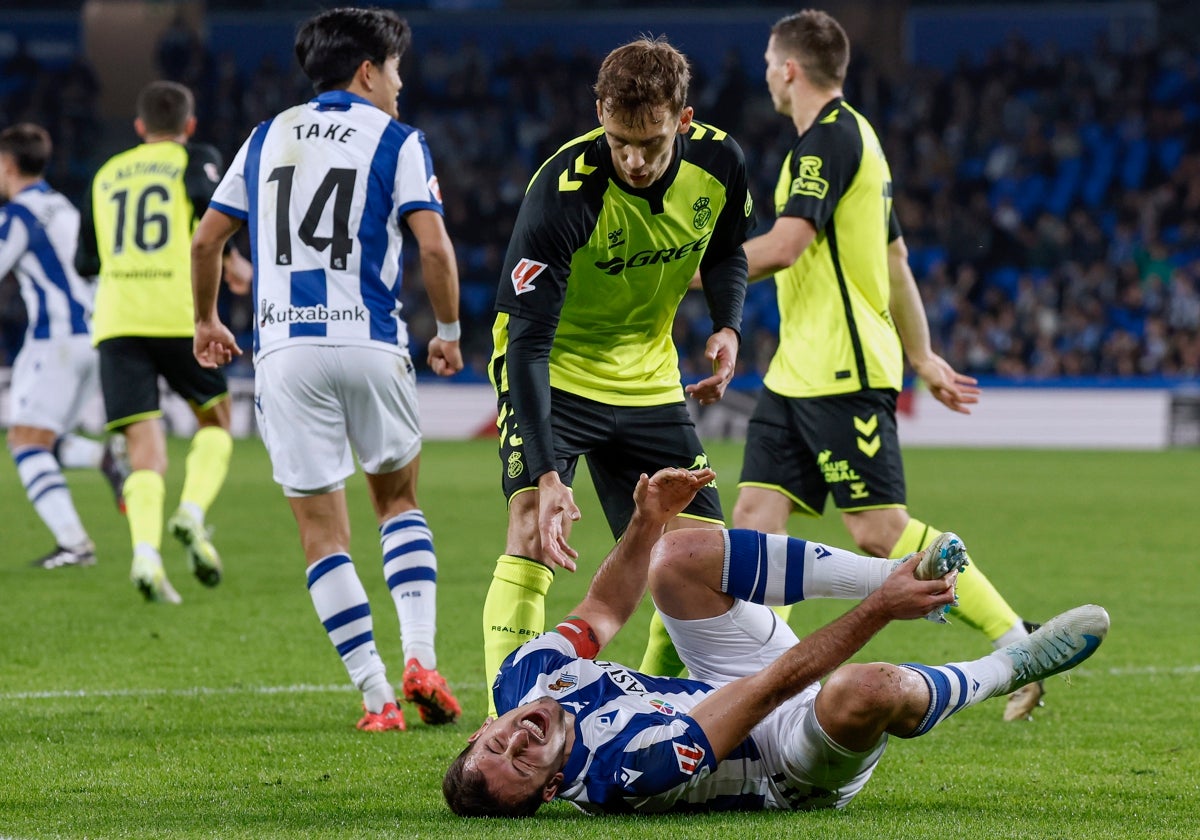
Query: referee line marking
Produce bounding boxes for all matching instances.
[0,666,1195,703]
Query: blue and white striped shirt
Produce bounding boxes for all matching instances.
[211,90,444,361]
[495,633,778,814]
[0,182,92,342]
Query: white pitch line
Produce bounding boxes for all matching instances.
[0,681,493,702]
[0,666,1194,703]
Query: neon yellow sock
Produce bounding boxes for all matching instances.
[891,517,1021,644]
[179,427,233,515]
[123,470,165,552]
[640,604,793,677]
[638,610,684,676]
[483,555,553,716]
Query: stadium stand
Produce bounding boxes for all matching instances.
[1,10,1198,384]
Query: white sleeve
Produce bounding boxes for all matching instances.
[0,208,30,278]
[394,130,443,218]
[210,133,253,219]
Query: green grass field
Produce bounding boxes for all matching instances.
[1,436,1198,839]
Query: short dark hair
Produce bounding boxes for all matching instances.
[442,742,547,818]
[771,9,850,90]
[0,123,52,176]
[594,36,690,127]
[295,7,412,94]
[137,81,194,134]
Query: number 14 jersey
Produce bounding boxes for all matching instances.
[211,90,444,362]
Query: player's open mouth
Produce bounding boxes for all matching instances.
[518,710,549,742]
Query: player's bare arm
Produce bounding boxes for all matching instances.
[407,208,463,377]
[744,215,816,282]
[191,207,243,368]
[566,467,715,648]
[886,235,980,414]
[688,553,958,761]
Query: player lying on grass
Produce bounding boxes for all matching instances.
[444,466,1109,816]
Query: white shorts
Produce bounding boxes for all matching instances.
[659,599,886,810]
[254,344,422,496]
[8,334,99,434]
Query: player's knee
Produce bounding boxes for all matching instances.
[820,663,903,724]
[648,530,708,591]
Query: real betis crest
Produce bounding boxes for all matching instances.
[692,196,711,229]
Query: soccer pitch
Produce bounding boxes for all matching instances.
[1,436,1197,839]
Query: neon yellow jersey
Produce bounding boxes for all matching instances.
[86,141,222,342]
[763,99,904,397]
[491,123,752,406]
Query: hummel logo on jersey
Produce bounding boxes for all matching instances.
[608,228,626,248]
[673,743,705,775]
[511,258,547,295]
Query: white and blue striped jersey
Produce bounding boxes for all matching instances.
[0,182,92,343]
[210,90,444,361]
[495,633,780,814]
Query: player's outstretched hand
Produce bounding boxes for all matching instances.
[538,472,581,572]
[427,337,463,377]
[193,319,242,369]
[633,466,717,526]
[684,329,739,406]
[872,554,958,622]
[912,353,980,415]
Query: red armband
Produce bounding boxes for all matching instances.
[555,616,601,659]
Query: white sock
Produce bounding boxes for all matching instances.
[993,619,1030,650]
[178,501,205,527]
[380,510,438,669]
[722,529,895,604]
[54,434,104,469]
[14,447,89,549]
[305,553,390,709]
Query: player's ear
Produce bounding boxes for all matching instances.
[466,717,494,743]
[542,771,564,802]
[595,99,604,124]
[184,115,197,138]
[677,106,694,134]
[134,117,147,139]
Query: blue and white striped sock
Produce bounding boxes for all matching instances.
[305,553,392,711]
[13,447,88,549]
[380,510,438,669]
[900,655,1011,736]
[722,529,896,605]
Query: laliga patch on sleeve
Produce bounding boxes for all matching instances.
[511,257,547,296]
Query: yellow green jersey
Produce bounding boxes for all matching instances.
[764,98,904,398]
[78,140,223,342]
[490,122,753,480]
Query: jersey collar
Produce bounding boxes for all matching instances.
[17,180,51,196]
[310,90,373,111]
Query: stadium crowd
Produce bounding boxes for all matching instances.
[2,22,1199,383]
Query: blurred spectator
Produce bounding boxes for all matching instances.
[2,23,1199,382]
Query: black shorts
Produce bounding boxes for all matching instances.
[98,336,228,430]
[498,388,723,538]
[739,387,906,515]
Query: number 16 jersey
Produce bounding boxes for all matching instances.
[83,140,223,343]
[211,90,444,362]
